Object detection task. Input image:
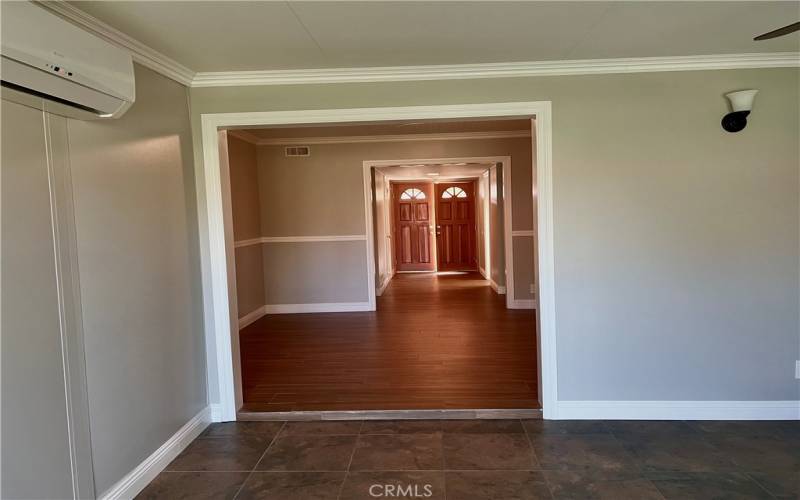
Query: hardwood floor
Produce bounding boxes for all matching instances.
[240,272,539,412]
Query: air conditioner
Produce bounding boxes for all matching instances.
[1,2,135,120]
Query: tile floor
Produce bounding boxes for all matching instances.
[137,419,799,499]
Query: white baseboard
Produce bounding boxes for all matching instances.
[265,302,373,314]
[376,272,395,296]
[238,305,268,329]
[556,400,800,420]
[98,406,212,500]
[508,299,537,309]
[489,279,506,295]
[478,266,488,280]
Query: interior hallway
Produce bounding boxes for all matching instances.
[240,272,538,412]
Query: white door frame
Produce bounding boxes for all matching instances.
[199,101,556,421]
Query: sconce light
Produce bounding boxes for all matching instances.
[721,90,758,133]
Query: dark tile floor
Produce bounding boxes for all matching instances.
[137,419,799,499]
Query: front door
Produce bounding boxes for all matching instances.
[393,182,435,272]
[436,182,477,271]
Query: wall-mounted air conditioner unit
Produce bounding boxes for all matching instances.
[1,2,135,120]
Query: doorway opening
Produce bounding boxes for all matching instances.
[199,102,555,421]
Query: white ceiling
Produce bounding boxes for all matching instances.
[69,1,799,73]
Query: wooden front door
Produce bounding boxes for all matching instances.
[436,182,477,271]
[393,182,435,272]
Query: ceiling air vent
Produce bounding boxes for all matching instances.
[285,146,311,157]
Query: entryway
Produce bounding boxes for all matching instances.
[199,101,555,421]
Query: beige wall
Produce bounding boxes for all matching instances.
[191,67,799,402]
[67,64,207,494]
[228,135,266,317]
[229,135,262,240]
[263,241,369,304]
[252,138,529,303]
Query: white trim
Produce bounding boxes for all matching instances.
[512,230,535,237]
[192,53,800,87]
[234,235,367,247]
[509,299,537,310]
[534,104,556,419]
[478,266,488,280]
[97,406,211,500]
[501,159,515,310]
[265,302,373,314]
[238,305,267,329]
[264,235,366,243]
[38,1,195,86]
[376,271,395,296]
[198,101,555,422]
[233,237,263,249]
[556,401,800,421]
[489,280,507,295]
[248,130,530,146]
[209,404,223,422]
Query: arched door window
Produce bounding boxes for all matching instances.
[400,188,426,200]
[441,186,467,199]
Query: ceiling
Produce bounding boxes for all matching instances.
[69,1,799,73]
[240,119,531,139]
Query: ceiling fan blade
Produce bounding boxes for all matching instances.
[754,21,800,40]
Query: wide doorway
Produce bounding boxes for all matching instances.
[214,112,547,418]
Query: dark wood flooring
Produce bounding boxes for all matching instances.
[240,272,538,412]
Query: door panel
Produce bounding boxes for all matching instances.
[436,182,477,271]
[393,182,435,271]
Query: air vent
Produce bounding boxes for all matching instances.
[285,146,311,157]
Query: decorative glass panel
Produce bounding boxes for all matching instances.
[400,188,426,200]
[441,187,467,199]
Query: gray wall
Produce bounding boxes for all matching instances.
[2,63,207,497]
[70,64,206,494]
[1,101,86,500]
[192,67,799,402]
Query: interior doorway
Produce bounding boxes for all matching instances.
[198,102,555,421]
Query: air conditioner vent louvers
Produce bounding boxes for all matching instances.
[285,146,311,157]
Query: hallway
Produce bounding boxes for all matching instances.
[240,272,539,412]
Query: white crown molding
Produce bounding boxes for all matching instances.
[191,52,800,87]
[37,1,196,86]
[232,130,531,146]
